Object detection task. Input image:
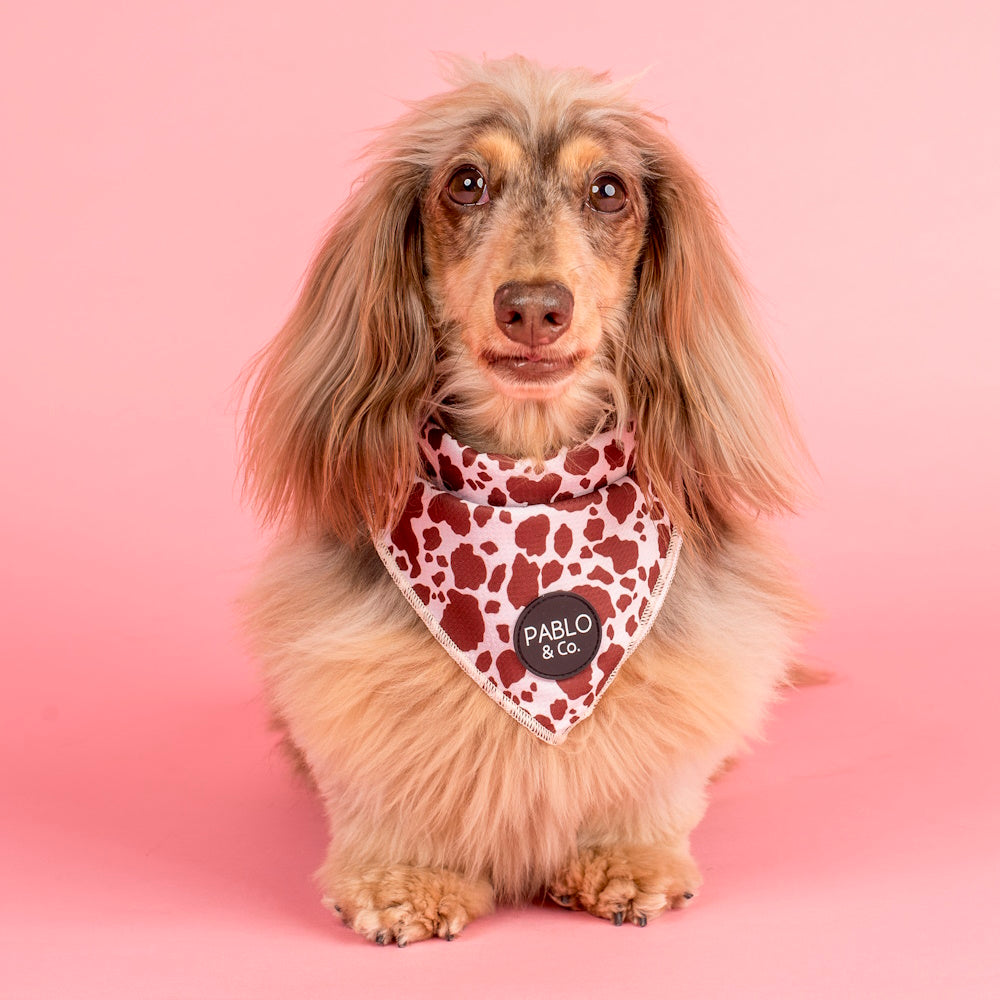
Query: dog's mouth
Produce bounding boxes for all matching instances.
[482,351,582,388]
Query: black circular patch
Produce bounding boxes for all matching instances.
[513,591,602,679]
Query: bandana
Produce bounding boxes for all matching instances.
[374,421,682,744]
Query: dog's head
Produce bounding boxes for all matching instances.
[241,56,804,549]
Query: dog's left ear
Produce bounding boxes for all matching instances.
[240,151,434,543]
[624,121,808,549]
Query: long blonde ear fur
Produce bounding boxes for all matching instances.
[626,121,809,549]
[239,151,434,542]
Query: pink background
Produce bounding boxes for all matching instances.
[2,1,998,997]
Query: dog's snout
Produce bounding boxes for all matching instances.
[493,281,574,347]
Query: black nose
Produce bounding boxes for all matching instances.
[493,281,574,347]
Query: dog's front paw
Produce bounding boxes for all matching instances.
[549,845,702,926]
[323,865,494,946]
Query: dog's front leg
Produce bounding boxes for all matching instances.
[548,763,710,926]
[549,842,701,926]
[318,851,494,946]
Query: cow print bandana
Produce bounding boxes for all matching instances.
[374,420,682,744]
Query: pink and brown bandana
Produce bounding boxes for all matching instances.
[374,421,682,744]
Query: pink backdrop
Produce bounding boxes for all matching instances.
[2,1,998,996]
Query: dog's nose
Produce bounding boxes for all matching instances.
[493,281,574,347]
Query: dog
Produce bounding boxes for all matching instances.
[239,55,810,946]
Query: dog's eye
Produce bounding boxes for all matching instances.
[446,166,489,206]
[588,174,627,213]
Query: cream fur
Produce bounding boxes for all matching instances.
[242,524,807,940]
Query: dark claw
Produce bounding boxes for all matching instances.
[683,891,694,900]
[333,904,341,913]
[445,932,454,942]
[559,895,571,906]
[397,939,407,948]
[613,911,624,926]
[638,915,647,927]
[375,931,387,946]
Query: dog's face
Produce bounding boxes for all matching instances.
[241,57,805,547]
[421,124,649,430]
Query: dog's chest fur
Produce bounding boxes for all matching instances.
[257,528,789,898]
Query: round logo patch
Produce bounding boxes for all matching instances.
[513,591,602,679]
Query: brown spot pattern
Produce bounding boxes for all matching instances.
[572,584,614,622]
[438,453,464,491]
[452,543,487,589]
[440,590,485,651]
[553,524,572,557]
[564,444,599,475]
[557,666,593,699]
[496,649,526,687]
[593,537,639,575]
[514,514,550,556]
[506,554,540,608]
[427,494,470,536]
[389,484,424,579]
[506,473,561,504]
[541,560,562,587]
[605,481,637,524]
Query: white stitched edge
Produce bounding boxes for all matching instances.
[373,536,561,744]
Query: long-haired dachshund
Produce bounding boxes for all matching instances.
[240,55,809,946]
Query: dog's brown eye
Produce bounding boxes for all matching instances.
[588,174,627,213]
[447,166,489,206]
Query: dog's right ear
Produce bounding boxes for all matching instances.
[240,155,433,543]
[624,118,809,551]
